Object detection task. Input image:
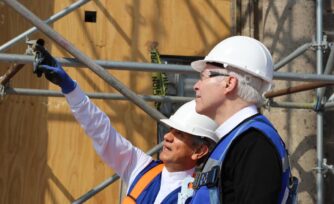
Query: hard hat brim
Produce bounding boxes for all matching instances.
[191,60,228,72]
[191,60,207,72]
[160,119,187,134]
[160,118,219,142]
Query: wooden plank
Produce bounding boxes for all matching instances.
[0,0,231,203]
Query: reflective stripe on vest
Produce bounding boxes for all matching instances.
[123,163,164,204]
[191,114,291,204]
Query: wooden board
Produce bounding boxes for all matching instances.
[0,0,231,203]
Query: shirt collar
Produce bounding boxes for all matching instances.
[162,167,194,180]
[215,105,258,139]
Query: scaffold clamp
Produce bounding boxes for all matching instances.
[311,35,329,51]
[323,158,334,175]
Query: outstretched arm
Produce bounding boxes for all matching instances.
[38,62,152,184]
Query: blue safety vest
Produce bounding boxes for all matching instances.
[126,160,181,204]
[191,114,296,204]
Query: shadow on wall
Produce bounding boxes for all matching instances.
[45,166,76,203]
[287,109,334,204]
[289,134,316,203]
[0,94,76,204]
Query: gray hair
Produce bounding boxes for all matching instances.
[226,68,266,107]
[190,136,216,166]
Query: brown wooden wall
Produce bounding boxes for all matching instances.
[0,1,231,203]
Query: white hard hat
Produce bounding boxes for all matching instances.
[160,100,219,143]
[191,36,274,92]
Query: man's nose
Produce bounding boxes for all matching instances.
[164,131,174,142]
[193,80,200,91]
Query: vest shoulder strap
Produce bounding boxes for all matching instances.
[123,163,164,204]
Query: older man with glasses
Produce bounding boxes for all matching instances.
[189,36,297,204]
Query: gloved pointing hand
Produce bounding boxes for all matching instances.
[38,62,76,94]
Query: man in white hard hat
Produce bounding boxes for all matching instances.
[189,36,294,204]
[36,61,219,203]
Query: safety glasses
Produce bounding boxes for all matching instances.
[200,70,229,81]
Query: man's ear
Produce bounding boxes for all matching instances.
[191,145,209,161]
[224,76,238,94]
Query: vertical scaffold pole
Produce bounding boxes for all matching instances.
[316,0,324,203]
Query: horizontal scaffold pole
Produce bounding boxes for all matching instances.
[1,53,334,83]
[0,53,193,73]
[5,87,193,103]
[4,87,321,111]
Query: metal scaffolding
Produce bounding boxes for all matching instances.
[0,0,333,204]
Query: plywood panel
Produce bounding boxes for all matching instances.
[0,0,231,203]
[1,2,57,204]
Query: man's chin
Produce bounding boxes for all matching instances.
[195,100,206,112]
[196,104,213,118]
[196,106,208,116]
[159,152,167,162]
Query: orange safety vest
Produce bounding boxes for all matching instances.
[123,163,164,204]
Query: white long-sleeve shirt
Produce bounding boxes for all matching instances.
[65,85,194,203]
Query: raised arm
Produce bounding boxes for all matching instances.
[37,62,152,183]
